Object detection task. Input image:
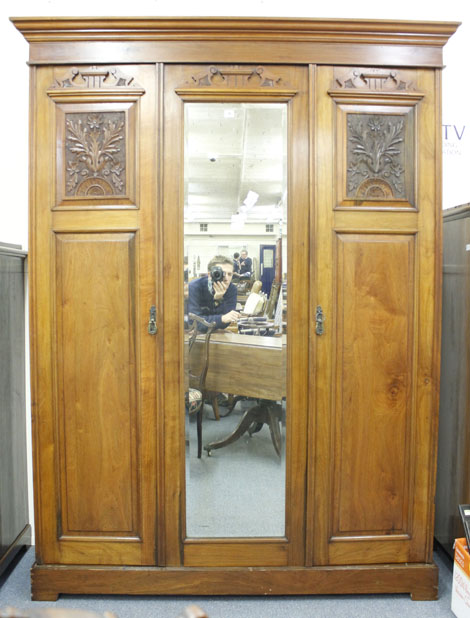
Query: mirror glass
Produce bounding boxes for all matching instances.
[184,102,287,537]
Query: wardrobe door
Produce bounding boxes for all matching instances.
[161,63,310,568]
[30,64,159,565]
[310,66,441,566]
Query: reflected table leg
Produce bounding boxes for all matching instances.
[204,400,282,457]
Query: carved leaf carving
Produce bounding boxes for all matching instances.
[65,112,126,197]
[346,114,407,199]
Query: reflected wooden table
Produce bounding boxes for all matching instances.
[189,331,286,456]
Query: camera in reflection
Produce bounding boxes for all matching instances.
[210,265,224,282]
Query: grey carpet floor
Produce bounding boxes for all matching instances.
[0,543,456,618]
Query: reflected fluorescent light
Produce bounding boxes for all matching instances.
[243,190,259,209]
[231,213,246,230]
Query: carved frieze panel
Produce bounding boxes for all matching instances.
[190,65,283,88]
[334,67,416,92]
[50,66,143,91]
[175,64,297,102]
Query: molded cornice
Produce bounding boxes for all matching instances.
[11,16,460,47]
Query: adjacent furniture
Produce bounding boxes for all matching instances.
[190,331,286,456]
[12,16,458,601]
[435,204,470,556]
[191,332,285,400]
[0,243,30,577]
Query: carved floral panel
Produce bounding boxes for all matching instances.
[346,113,409,200]
[64,111,127,197]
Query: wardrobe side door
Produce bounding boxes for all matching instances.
[310,66,441,566]
[30,65,159,565]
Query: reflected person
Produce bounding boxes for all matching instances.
[188,255,240,330]
[233,252,240,273]
[238,249,252,279]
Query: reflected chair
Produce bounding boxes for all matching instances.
[186,312,217,458]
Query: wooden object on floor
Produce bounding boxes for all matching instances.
[0,243,30,578]
[435,203,470,556]
[11,15,458,601]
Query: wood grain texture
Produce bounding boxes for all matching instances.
[333,233,414,536]
[55,232,138,535]
[30,560,438,600]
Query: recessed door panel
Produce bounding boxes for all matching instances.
[56,232,138,536]
[333,233,415,536]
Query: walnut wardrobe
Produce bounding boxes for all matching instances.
[12,17,458,600]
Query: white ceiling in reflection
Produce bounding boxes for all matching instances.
[184,103,287,223]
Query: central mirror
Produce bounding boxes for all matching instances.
[184,102,287,538]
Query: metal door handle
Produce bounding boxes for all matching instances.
[315,305,324,336]
[148,305,157,335]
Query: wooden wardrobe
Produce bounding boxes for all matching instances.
[12,16,458,600]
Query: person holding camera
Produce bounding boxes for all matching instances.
[187,255,240,330]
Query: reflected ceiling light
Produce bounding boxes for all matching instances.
[231,213,246,230]
[242,190,259,209]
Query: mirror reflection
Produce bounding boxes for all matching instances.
[184,102,287,537]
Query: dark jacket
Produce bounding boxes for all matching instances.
[239,256,252,275]
[188,275,237,330]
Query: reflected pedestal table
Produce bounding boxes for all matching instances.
[205,399,283,456]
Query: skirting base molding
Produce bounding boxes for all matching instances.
[31,561,438,602]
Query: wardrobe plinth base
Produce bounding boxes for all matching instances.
[31,561,438,601]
